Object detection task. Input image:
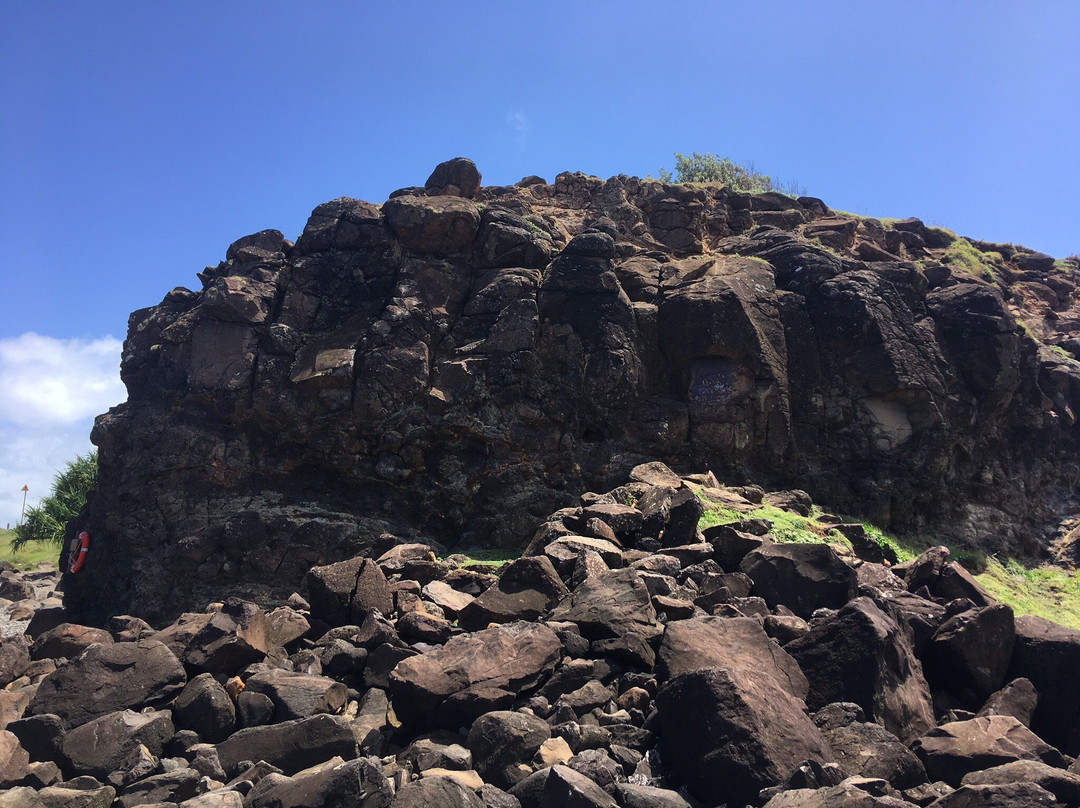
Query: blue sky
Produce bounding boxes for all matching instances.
[1,1,1078,522]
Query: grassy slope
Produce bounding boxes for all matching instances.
[697,492,1080,631]
[0,528,59,571]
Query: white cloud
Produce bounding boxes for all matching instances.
[506,110,529,150]
[0,334,125,526]
[0,333,125,425]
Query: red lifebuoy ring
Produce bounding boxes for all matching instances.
[69,531,90,574]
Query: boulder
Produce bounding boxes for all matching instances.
[961,760,1080,806]
[976,678,1038,726]
[36,785,116,808]
[546,569,658,641]
[28,639,185,729]
[457,557,568,631]
[421,581,475,616]
[266,607,311,649]
[306,557,393,629]
[61,709,173,779]
[389,621,561,730]
[244,756,392,808]
[912,715,1066,786]
[30,624,113,661]
[391,775,482,808]
[6,713,65,763]
[614,783,693,808]
[543,537,623,573]
[244,669,348,722]
[181,598,271,674]
[786,598,934,743]
[925,782,1057,807]
[537,765,617,807]
[656,666,832,807]
[425,157,482,199]
[215,714,359,776]
[1006,614,1080,755]
[382,195,481,256]
[116,768,201,808]
[0,636,31,688]
[0,788,43,808]
[740,542,858,619]
[762,779,922,807]
[822,721,927,789]
[171,672,236,743]
[657,616,808,699]
[926,605,1015,702]
[0,729,30,787]
[468,710,551,790]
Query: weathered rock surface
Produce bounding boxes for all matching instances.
[61,709,173,779]
[28,639,185,728]
[787,598,934,743]
[388,621,561,729]
[912,715,1066,786]
[656,666,833,806]
[59,160,1080,622]
[657,615,808,698]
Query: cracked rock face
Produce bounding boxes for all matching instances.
[65,158,1080,622]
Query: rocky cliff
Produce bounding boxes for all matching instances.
[66,158,1080,622]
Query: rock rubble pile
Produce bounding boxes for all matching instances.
[4,463,1080,807]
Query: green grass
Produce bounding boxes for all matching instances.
[696,497,1080,630]
[977,558,1080,631]
[0,528,59,571]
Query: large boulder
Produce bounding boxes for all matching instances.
[215,714,359,776]
[925,605,1015,702]
[821,720,927,790]
[306,557,393,629]
[28,639,186,728]
[656,666,833,807]
[786,598,934,743]
[390,775,482,808]
[467,710,551,790]
[389,621,561,730]
[382,195,481,256]
[657,615,808,699]
[171,672,236,743]
[181,598,271,674]
[1006,614,1080,755]
[457,556,568,631]
[61,709,174,779]
[0,730,29,788]
[546,569,658,641]
[912,715,1066,786]
[244,669,348,722]
[740,542,858,619]
[0,636,31,688]
[961,760,1080,806]
[244,756,392,808]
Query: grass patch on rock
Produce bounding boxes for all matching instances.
[976,558,1080,631]
[696,498,1080,630]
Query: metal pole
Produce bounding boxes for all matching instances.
[19,485,28,526]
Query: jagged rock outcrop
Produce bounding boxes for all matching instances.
[65,158,1080,621]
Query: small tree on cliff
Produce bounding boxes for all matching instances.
[13,452,97,549]
[655,152,805,197]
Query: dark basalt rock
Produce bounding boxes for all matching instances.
[58,161,1080,623]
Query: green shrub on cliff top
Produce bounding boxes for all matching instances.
[654,152,805,197]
